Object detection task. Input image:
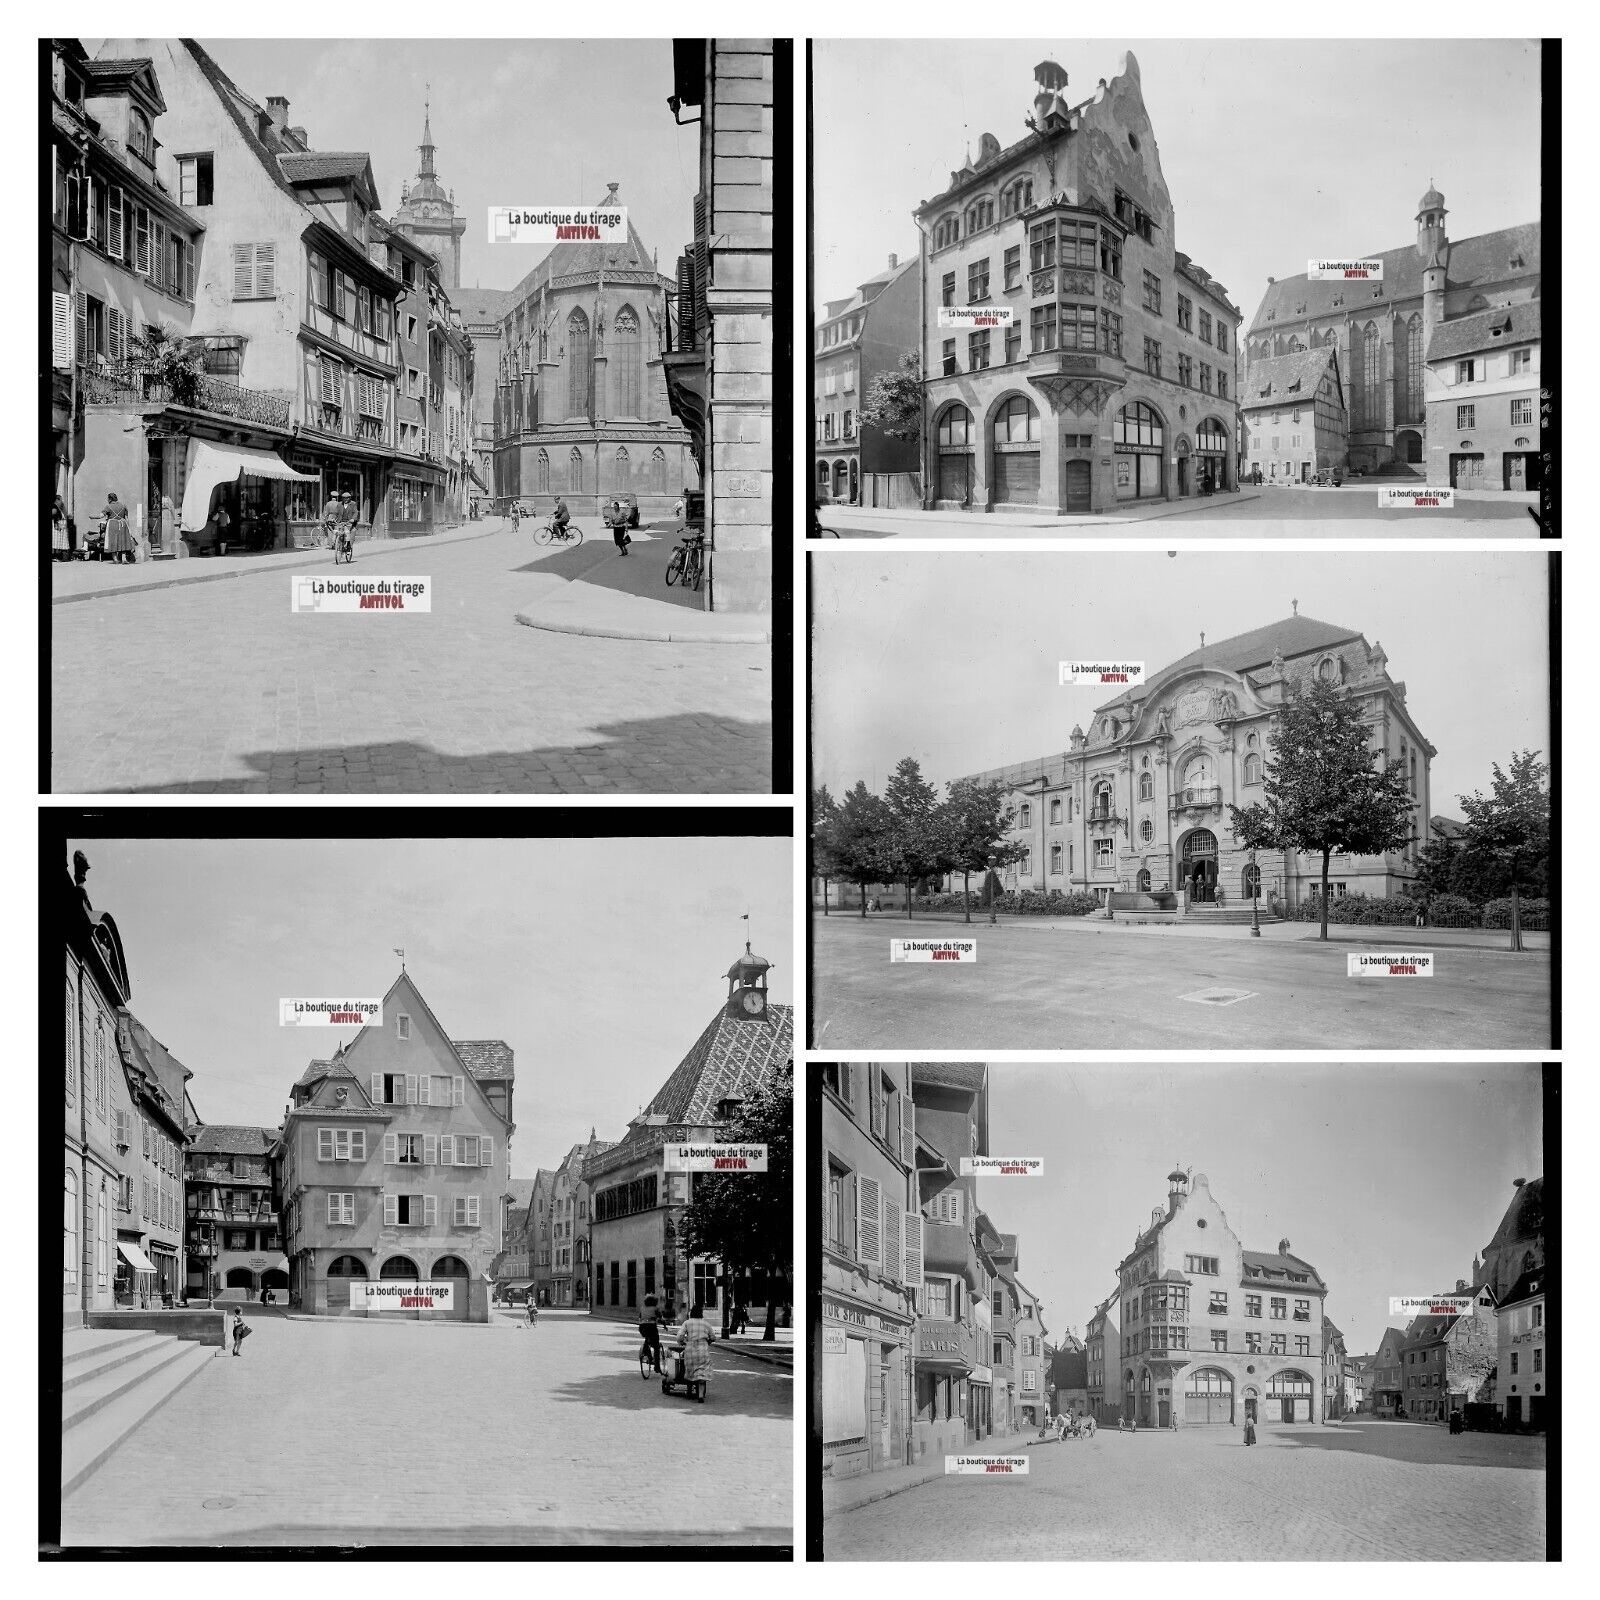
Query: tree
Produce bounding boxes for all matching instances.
[940,776,1026,922]
[832,780,896,916]
[1458,750,1549,951]
[810,785,842,915]
[129,324,206,408]
[859,350,922,441]
[678,1062,792,1340]
[882,757,947,919]
[1228,675,1416,941]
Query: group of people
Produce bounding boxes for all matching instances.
[51,492,138,563]
[638,1293,715,1390]
[321,491,358,552]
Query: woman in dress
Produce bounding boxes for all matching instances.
[674,1300,715,1395]
[51,496,70,559]
[100,493,134,563]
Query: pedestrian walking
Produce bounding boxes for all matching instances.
[510,502,520,532]
[231,1310,252,1357]
[100,493,135,563]
[1243,1419,1257,1446]
[605,498,631,554]
[51,496,71,559]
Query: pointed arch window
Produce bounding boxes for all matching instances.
[650,446,667,495]
[613,306,641,417]
[614,444,629,490]
[569,446,584,495]
[536,449,549,494]
[1361,323,1382,428]
[567,310,590,417]
[1402,312,1423,422]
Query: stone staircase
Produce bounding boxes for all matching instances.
[60,1327,213,1497]
[1182,903,1281,927]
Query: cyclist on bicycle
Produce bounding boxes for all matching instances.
[551,496,571,540]
[638,1292,663,1374]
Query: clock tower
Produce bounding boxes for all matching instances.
[724,941,771,1022]
[392,92,467,290]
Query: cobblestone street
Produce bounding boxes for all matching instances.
[60,1311,791,1546]
[50,527,770,792]
[825,1422,1546,1560]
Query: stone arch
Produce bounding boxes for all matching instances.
[430,1254,471,1279]
[380,1254,420,1279]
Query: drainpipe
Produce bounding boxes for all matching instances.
[914,215,929,510]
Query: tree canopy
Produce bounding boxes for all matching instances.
[859,350,922,441]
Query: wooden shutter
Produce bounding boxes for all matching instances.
[384,1132,397,1164]
[902,1100,914,1170]
[468,1196,480,1227]
[53,293,71,369]
[351,1129,366,1160]
[423,1134,437,1165]
[142,1120,150,1157]
[253,242,274,298]
[868,1066,882,1136]
[405,1074,417,1105]
[108,187,124,258]
[86,176,101,244]
[453,1195,466,1226]
[480,1136,494,1168]
[417,1075,430,1105]
[384,1192,397,1226]
[75,292,87,368]
[424,1194,437,1227]
[441,1135,455,1166]
[232,243,252,298]
[883,1196,903,1285]
[452,1076,464,1106]
[327,1193,339,1225]
[106,306,123,365]
[135,208,149,274]
[150,219,165,289]
[857,1174,882,1267]
[318,1128,333,1160]
[184,240,195,302]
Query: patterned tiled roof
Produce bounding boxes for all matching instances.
[451,1040,514,1080]
[1423,300,1540,363]
[1240,347,1339,410]
[1248,222,1540,333]
[189,1125,276,1156]
[643,1005,794,1124]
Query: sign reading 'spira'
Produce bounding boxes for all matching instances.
[280,998,382,1026]
[662,1143,769,1173]
[489,207,628,245]
[356,1281,454,1311]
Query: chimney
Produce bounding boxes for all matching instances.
[265,95,290,134]
[1278,1237,1291,1256]
[887,253,898,270]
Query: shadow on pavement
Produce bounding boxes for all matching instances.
[1280,1423,1547,1472]
[95,713,772,793]
[514,527,703,613]
[546,1360,792,1420]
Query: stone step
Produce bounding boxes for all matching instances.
[63,1330,171,1390]
[61,1340,214,1498]
[62,1336,204,1430]
[1183,908,1282,925]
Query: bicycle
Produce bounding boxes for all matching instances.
[638,1327,659,1379]
[665,532,706,590]
[533,519,583,548]
[333,529,354,565]
[812,505,840,538]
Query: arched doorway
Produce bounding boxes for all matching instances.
[1185,1366,1235,1423]
[1243,1386,1259,1425]
[1139,1369,1154,1426]
[1396,429,1423,465]
[1176,435,1191,497]
[261,1266,289,1302]
[325,1252,368,1311]
[380,1255,419,1279]
[1268,1369,1314,1423]
[1136,868,1152,893]
[1064,456,1091,513]
[1197,417,1228,491]
[1180,828,1218,903]
[431,1254,472,1320]
[991,395,1042,505]
[815,461,829,496]
[832,460,848,498]
[936,402,975,505]
[1114,402,1165,501]
[1242,863,1261,901]
[848,458,859,504]
[224,1266,254,1292]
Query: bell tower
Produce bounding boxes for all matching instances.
[724,941,771,1022]
[393,90,467,289]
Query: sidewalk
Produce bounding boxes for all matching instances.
[715,1328,794,1371]
[51,517,505,605]
[513,571,770,643]
[826,493,1261,532]
[824,1427,1043,1518]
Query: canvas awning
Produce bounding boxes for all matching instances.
[181,441,319,532]
[117,1241,157,1273]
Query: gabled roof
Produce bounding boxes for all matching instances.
[1499,1265,1548,1307]
[451,1040,514,1081]
[1240,347,1340,410]
[1241,1248,1327,1291]
[1095,613,1361,714]
[1424,300,1540,364]
[501,187,667,314]
[179,39,302,203]
[82,58,168,116]
[1248,222,1540,332]
[641,1006,793,1125]
[452,286,517,326]
[279,150,380,204]
[115,1011,190,1131]
[503,1177,538,1211]
[189,1125,276,1156]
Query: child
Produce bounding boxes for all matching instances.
[231,1310,252,1357]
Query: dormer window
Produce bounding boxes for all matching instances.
[128,108,154,164]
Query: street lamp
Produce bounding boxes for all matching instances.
[987,853,998,925]
[1249,848,1261,937]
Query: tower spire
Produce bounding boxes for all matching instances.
[420,87,436,179]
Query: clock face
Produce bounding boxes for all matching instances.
[740,990,766,1016]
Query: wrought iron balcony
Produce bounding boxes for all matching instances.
[1169,785,1223,812]
[80,361,293,430]
[1087,806,1121,830]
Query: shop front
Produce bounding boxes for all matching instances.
[147,1240,180,1303]
[286,435,397,544]
[115,1237,157,1308]
[1114,401,1166,501]
[179,441,320,556]
[821,1293,914,1480]
[912,1315,977,1462]
[388,463,445,537]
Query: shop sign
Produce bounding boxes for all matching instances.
[824,1327,849,1356]
[823,1300,883,1333]
[917,1317,966,1357]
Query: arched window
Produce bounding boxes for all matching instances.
[1183,753,1214,789]
[1243,863,1261,900]
[567,309,590,417]
[1196,418,1228,454]
[1050,843,1063,875]
[1091,781,1113,818]
[1140,819,1154,843]
[1136,867,1151,891]
[1138,771,1154,800]
[96,1182,108,1289]
[1018,802,1031,828]
[65,1168,79,1289]
[613,306,641,417]
[937,404,973,448]
[933,214,960,251]
[66,981,76,1105]
[1050,798,1062,824]
[1361,323,1382,428]
[381,1255,420,1279]
[614,445,629,493]
[995,395,1041,444]
[327,1254,368,1277]
[1243,753,1261,785]
[431,1255,471,1279]
[965,197,995,234]
[650,447,667,494]
[1400,312,1423,421]
[569,446,584,495]
[536,449,549,494]
[1467,294,1489,313]
[1001,178,1034,218]
[1115,402,1163,449]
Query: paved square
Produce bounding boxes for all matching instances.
[60,1310,792,1546]
[51,527,770,793]
[810,915,1551,1049]
[825,1422,1546,1560]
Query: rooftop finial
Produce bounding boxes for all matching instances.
[393,946,406,972]
[1292,597,1298,616]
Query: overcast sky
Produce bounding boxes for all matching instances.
[92,38,697,294]
[812,39,1542,322]
[70,836,791,1178]
[974,1062,1545,1357]
[811,550,1549,812]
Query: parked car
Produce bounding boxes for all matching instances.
[618,493,640,528]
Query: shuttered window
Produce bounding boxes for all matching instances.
[135,208,150,274]
[232,242,276,299]
[320,358,342,406]
[452,1076,464,1106]
[901,1100,914,1169]
[75,292,88,367]
[108,187,124,259]
[441,1135,455,1167]
[422,1134,438,1164]
[384,1192,398,1226]
[479,1136,494,1168]
[903,1214,924,1309]
[334,272,348,320]
[53,293,72,369]
[453,1195,482,1226]
[328,1193,353,1225]
[856,1173,882,1266]
[423,1194,437,1227]
[383,1132,398,1164]
[883,1201,903,1284]
[106,306,123,364]
[417,1074,431,1105]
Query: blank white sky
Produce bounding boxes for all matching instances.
[977,1062,1543,1357]
[811,551,1549,812]
[812,39,1542,319]
[69,837,791,1178]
